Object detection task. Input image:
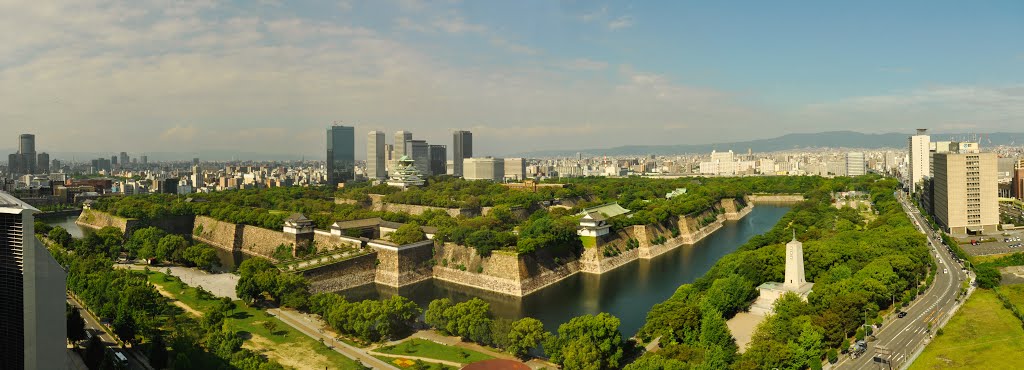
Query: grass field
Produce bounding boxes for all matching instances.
[376,338,494,365]
[909,289,1024,369]
[1001,284,1024,308]
[143,271,364,370]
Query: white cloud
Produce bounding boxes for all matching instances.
[160,125,199,141]
[432,16,487,34]
[608,16,633,30]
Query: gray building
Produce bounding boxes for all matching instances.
[429,145,447,177]
[19,134,36,174]
[367,131,386,180]
[141,155,148,165]
[36,153,50,174]
[503,157,526,181]
[406,139,430,176]
[0,191,67,370]
[464,157,503,182]
[846,152,866,177]
[394,131,412,159]
[453,130,472,177]
[326,125,356,186]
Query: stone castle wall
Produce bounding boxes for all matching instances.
[239,225,286,258]
[299,252,378,293]
[76,209,133,234]
[373,241,434,287]
[193,215,242,252]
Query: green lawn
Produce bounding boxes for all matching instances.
[143,270,364,369]
[1001,284,1024,308]
[372,354,458,370]
[910,289,1024,369]
[376,338,494,365]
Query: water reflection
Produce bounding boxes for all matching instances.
[337,205,790,336]
[39,214,87,238]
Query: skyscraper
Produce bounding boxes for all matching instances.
[453,130,472,177]
[406,139,430,176]
[846,152,865,177]
[36,152,49,174]
[326,125,356,186]
[119,152,130,167]
[429,145,447,177]
[367,131,386,180]
[908,129,930,193]
[394,131,412,159]
[19,134,36,174]
[141,155,148,165]
[0,191,67,370]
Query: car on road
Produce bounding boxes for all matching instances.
[898,311,908,318]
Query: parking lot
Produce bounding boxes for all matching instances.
[960,231,1024,256]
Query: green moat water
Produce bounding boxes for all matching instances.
[338,205,790,336]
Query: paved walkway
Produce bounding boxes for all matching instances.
[269,308,398,370]
[116,264,240,300]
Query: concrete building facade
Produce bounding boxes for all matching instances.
[503,158,527,182]
[367,131,386,180]
[846,152,866,176]
[428,145,447,177]
[463,157,504,182]
[326,125,355,186]
[452,130,472,177]
[406,139,430,176]
[908,129,930,193]
[0,191,67,370]
[932,151,998,234]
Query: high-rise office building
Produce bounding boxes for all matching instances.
[0,191,67,370]
[119,152,129,166]
[326,125,356,186]
[51,159,61,172]
[463,157,504,182]
[931,145,998,234]
[453,130,473,177]
[503,158,526,181]
[908,129,930,193]
[429,145,447,177]
[110,156,118,166]
[367,131,386,180]
[19,134,36,175]
[846,152,866,177]
[406,140,430,176]
[394,131,412,159]
[36,153,49,174]
[1013,159,1024,201]
[141,155,148,165]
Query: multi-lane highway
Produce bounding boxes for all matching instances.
[837,191,972,369]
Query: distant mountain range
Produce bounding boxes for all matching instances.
[512,131,1024,158]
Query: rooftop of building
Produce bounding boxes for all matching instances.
[578,202,630,219]
[0,190,38,213]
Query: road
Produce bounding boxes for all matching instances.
[68,293,154,370]
[836,191,972,370]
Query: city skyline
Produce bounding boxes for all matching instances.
[3,1,1022,157]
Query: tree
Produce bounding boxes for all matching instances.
[698,308,737,358]
[84,335,104,370]
[424,298,454,333]
[489,318,513,349]
[49,226,72,247]
[149,333,169,369]
[976,265,1001,289]
[389,221,426,245]
[624,354,690,370]
[156,234,189,262]
[113,310,138,345]
[506,317,548,358]
[547,313,624,370]
[182,244,220,271]
[444,298,492,343]
[67,305,87,345]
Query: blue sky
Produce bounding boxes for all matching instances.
[1,0,1021,158]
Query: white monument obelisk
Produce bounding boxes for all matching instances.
[783,230,806,291]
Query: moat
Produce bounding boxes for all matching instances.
[338,204,790,336]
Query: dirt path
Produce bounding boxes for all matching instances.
[151,283,203,317]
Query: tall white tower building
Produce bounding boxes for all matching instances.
[367,131,386,180]
[783,232,808,291]
[908,129,931,193]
